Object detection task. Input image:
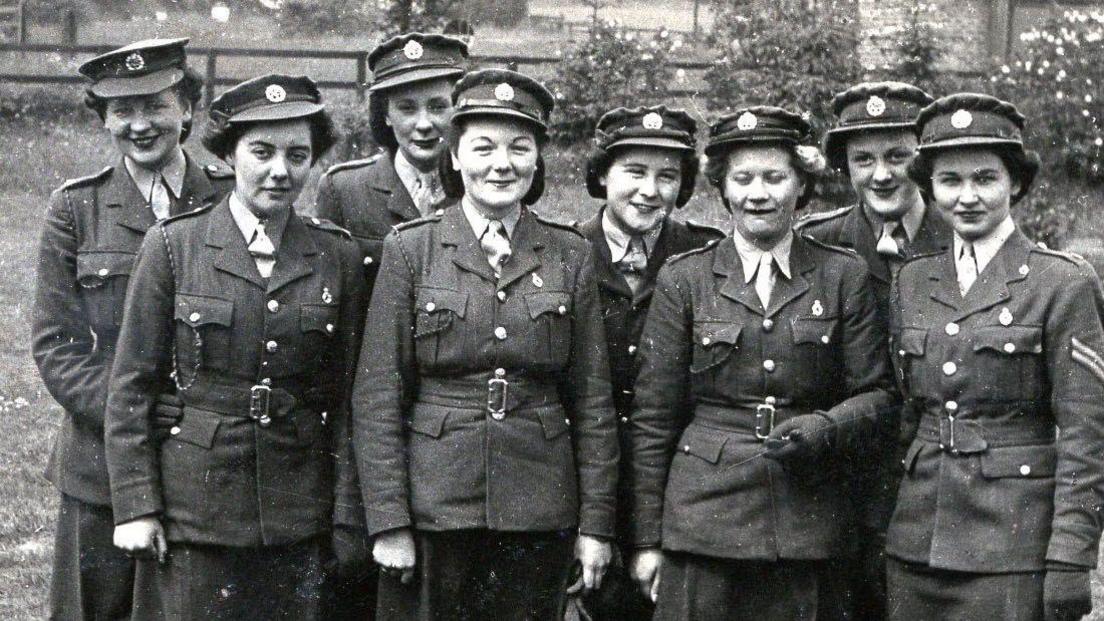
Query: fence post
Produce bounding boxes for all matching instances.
[356,53,366,102]
[62,8,76,44]
[18,0,25,44]
[204,50,217,108]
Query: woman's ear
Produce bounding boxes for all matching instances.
[450,150,460,172]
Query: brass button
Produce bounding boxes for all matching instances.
[261,378,272,386]
[494,326,507,340]
[763,359,775,372]
[267,300,279,313]
[898,349,906,357]
[558,305,567,315]
[491,411,506,421]
[682,444,690,453]
[820,335,830,344]
[1003,342,1016,353]
[266,340,278,353]
[701,336,711,345]
[945,400,958,412]
[945,322,960,336]
[363,256,373,266]
[189,312,201,323]
[628,345,637,355]
[942,361,957,376]
[762,318,774,331]
[425,302,436,312]
[497,291,507,302]
[326,323,335,334]
[620,416,629,424]
[1019,464,1031,476]
[97,268,109,276]
[169,426,181,436]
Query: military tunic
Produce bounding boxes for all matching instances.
[31,156,232,620]
[885,230,1104,617]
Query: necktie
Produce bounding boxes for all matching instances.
[876,222,908,259]
[248,221,277,278]
[618,236,648,295]
[480,220,511,276]
[411,173,443,217]
[148,175,171,220]
[957,242,978,296]
[754,252,774,310]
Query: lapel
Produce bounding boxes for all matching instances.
[715,239,764,315]
[907,205,953,257]
[636,219,679,304]
[440,205,497,283]
[580,209,633,299]
[176,153,220,215]
[765,237,815,318]
[928,245,962,312]
[370,152,421,222]
[954,230,1032,321]
[840,205,891,284]
[103,158,157,235]
[205,198,266,289]
[496,209,545,290]
[266,214,318,294]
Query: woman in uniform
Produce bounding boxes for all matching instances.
[886,93,1104,621]
[628,106,896,620]
[31,37,233,620]
[104,74,366,619]
[354,68,618,620]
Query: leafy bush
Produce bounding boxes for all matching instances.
[548,20,681,144]
[278,0,377,35]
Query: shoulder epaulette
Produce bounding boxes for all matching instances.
[1032,244,1084,265]
[668,238,720,264]
[684,220,725,238]
[60,166,112,191]
[393,213,442,232]
[203,162,234,179]
[161,202,214,225]
[322,152,383,177]
[795,205,853,229]
[800,233,859,256]
[304,216,353,239]
[534,213,585,238]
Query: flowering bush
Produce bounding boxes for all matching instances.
[548,21,681,144]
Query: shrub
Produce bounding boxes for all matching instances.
[548,20,681,144]
[278,0,377,35]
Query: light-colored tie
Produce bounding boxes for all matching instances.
[148,176,171,220]
[412,173,443,217]
[876,222,905,258]
[957,242,978,296]
[754,252,774,309]
[248,222,277,278]
[618,236,648,295]
[480,219,511,276]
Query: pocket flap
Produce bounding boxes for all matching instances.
[677,425,727,464]
[174,294,233,328]
[408,404,449,438]
[525,291,572,319]
[973,325,1043,355]
[415,287,468,318]
[791,317,837,345]
[76,250,135,285]
[901,440,923,475]
[899,327,928,356]
[536,408,570,440]
[173,407,221,449]
[301,304,338,335]
[980,444,1056,478]
[693,321,742,347]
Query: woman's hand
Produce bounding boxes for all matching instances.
[113,516,167,563]
[566,534,612,595]
[373,527,416,585]
[629,547,663,602]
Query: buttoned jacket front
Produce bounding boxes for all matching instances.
[105,198,366,547]
[887,230,1104,572]
[629,234,895,560]
[354,204,618,539]
[31,156,232,506]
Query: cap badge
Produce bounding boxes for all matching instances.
[736,111,758,131]
[999,307,1013,326]
[865,95,886,117]
[494,82,515,102]
[124,52,145,72]
[265,84,287,103]
[403,40,424,60]
[642,112,664,130]
[951,109,973,129]
[1019,264,1030,276]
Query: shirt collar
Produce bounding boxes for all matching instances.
[601,207,662,263]
[953,215,1016,274]
[228,192,290,252]
[394,149,442,215]
[124,146,187,202]
[732,228,793,283]
[863,198,926,242]
[461,196,521,240]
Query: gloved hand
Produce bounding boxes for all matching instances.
[151,393,184,441]
[1044,564,1092,621]
[762,412,834,467]
[330,525,371,578]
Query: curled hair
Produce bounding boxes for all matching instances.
[201,110,338,165]
[703,141,822,212]
[584,145,700,208]
[906,145,1040,205]
[368,91,399,152]
[84,67,205,142]
[439,114,547,206]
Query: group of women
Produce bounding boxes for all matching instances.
[29,29,1104,621]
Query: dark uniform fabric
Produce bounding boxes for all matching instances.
[886,231,1104,616]
[796,203,951,619]
[32,157,232,621]
[886,557,1043,621]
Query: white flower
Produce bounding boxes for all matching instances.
[1001,65,1011,74]
[1057,91,1065,99]
[1058,69,1067,80]
[1025,61,1032,71]
[1086,94,1094,103]
[1083,109,1091,117]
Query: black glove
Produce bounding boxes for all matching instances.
[1044,565,1092,621]
[151,393,184,441]
[762,412,834,466]
[330,525,371,578]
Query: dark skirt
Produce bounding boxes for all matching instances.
[49,494,137,620]
[886,557,1044,621]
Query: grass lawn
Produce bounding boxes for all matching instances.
[0,111,1101,618]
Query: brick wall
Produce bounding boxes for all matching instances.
[856,0,992,72]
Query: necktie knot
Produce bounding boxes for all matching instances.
[149,175,172,220]
[480,219,512,276]
[876,221,907,258]
[957,241,979,296]
[618,236,648,295]
[248,221,277,278]
[754,252,774,309]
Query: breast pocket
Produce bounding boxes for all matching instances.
[76,250,136,329]
[173,294,234,383]
[690,321,741,374]
[972,325,1044,400]
[414,287,468,367]
[524,291,573,366]
[896,327,928,395]
[791,315,839,378]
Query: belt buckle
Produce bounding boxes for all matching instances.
[755,403,776,440]
[939,415,956,453]
[487,372,508,420]
[250,385,272,427]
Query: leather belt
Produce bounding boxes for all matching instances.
[917,409,1054,454]
[692,401,809,441]
[418,372,559,420]
[179,380,331,428]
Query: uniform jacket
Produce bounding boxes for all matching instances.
[576,208,723,541]
[354,204,619,539]
[104,198,366,547]
[629,234,895,560]
[31,156,233,506]
[887,230,1104,572]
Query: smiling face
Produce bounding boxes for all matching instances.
[724,145,804,249]
[385,78,454,172]
[845,128,923,221]
[601,146,683,235]
[930,148,1018,241]
[227,119,313,219]
[452,117,539,217]
[103,88,191,171]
